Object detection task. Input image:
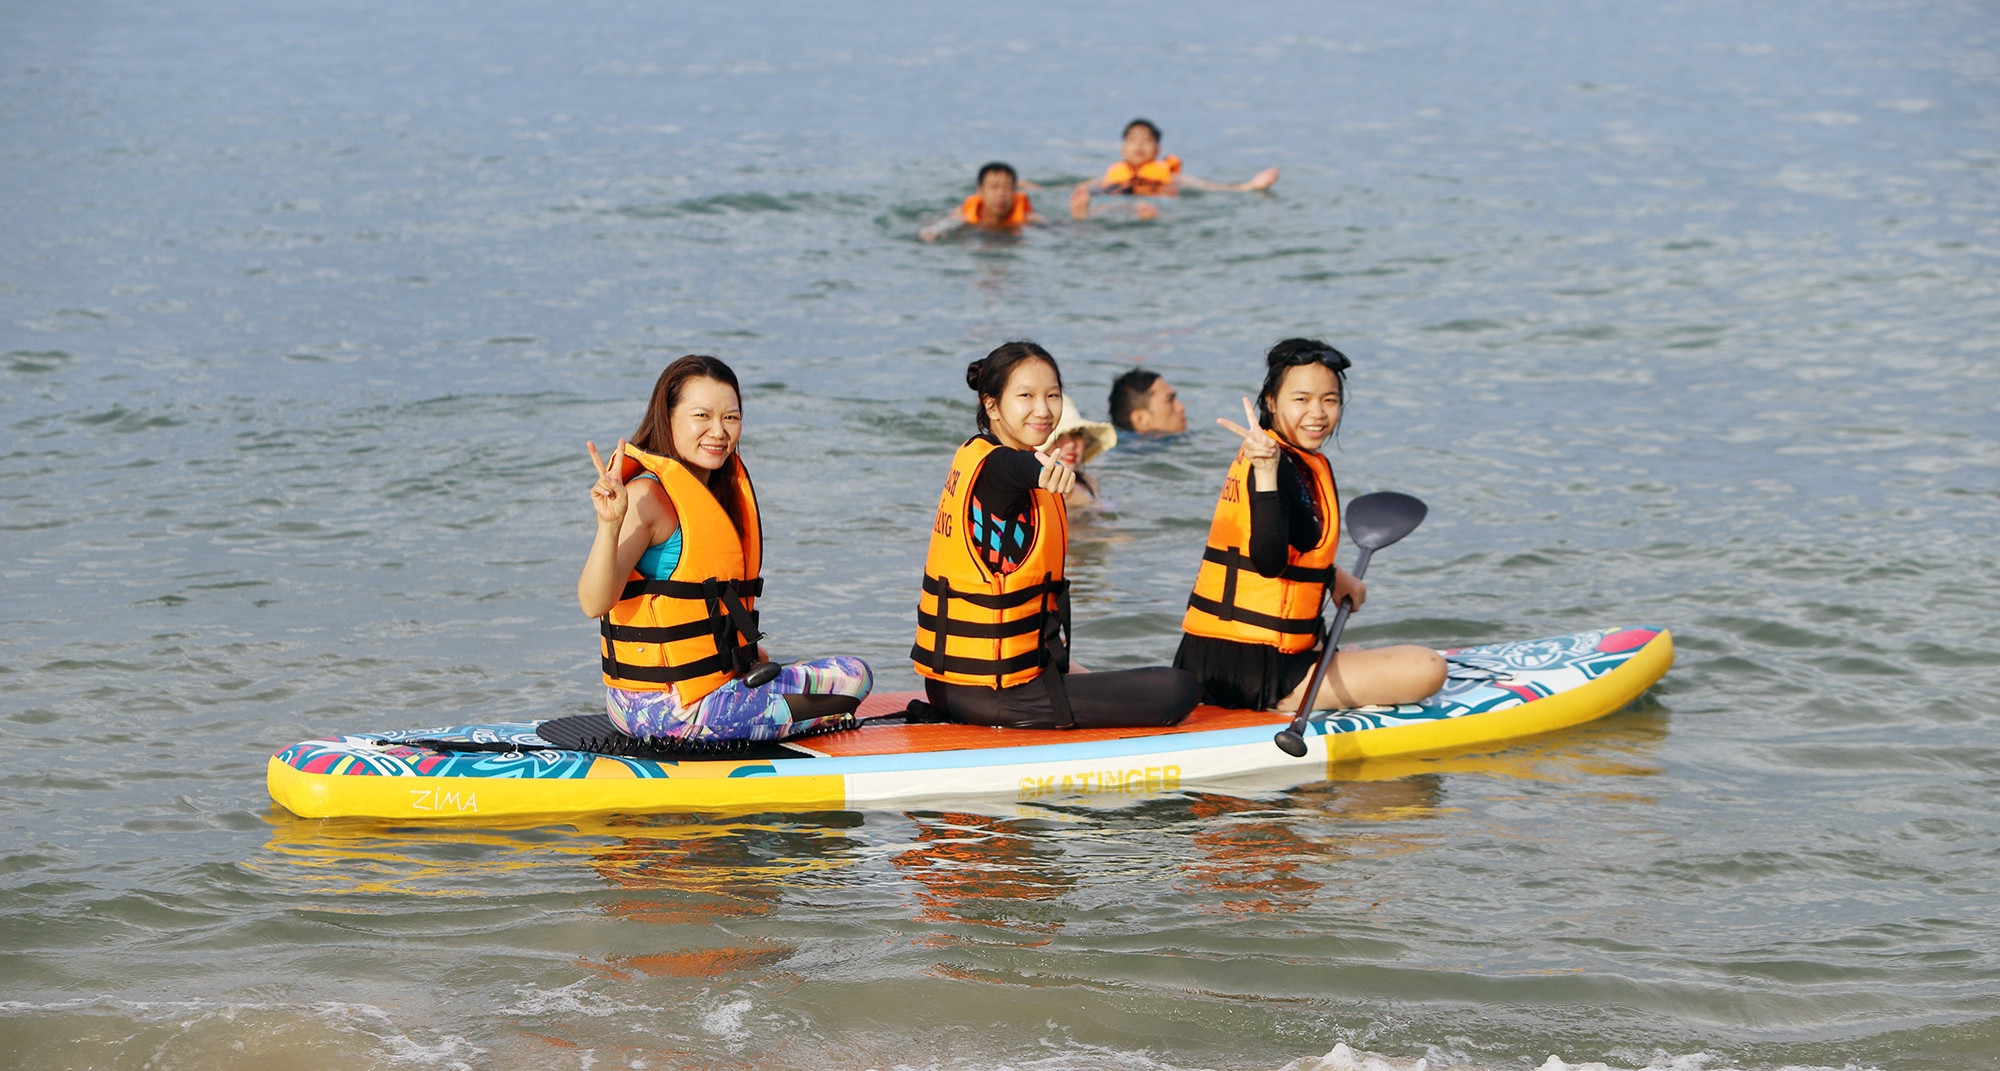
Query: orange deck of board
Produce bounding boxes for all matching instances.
[812,692,1290,758]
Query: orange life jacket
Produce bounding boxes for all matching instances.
[911,436,1070,689]
[1180,437,1339,652]
[600,445,763,705]
[1102,154,1182,193]
[960,191,1032,227]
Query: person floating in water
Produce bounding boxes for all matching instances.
[1070,118,1279,220]
[1108,368,1189,438]
[579,355,873,747]
[920,161,1043,241]
[1044,396,1117,509]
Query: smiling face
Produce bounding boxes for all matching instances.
[669,376,743,471]
[976,169,1018,223]
[982,358,1063,452]
[1121,124,1161,169]
[1265,363,1342,451]
[1048,430,1089,468]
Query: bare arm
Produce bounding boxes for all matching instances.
[1181,166,1280,193]
[1070,184,1158,222]
[918,215,968,242]
[576,442,680,617]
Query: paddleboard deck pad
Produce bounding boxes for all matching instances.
[268,626,1672,819]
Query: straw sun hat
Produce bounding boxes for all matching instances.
[1050,396,1118,464]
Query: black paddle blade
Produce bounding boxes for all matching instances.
[1344,491,1427,552]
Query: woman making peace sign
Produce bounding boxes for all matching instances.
[1174,339,1446,712]
[578,354,872,746]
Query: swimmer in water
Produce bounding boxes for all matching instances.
[1070,118,1279,220]
[1108,368,1190,438]
[1045,396,1117,508]
[920,161,1044,241]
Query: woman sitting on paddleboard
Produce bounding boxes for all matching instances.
[579,354,873,746]
[1174,339,1446,712]
[913,341,1199,729]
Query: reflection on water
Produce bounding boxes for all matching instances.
[894,811,1077,935]
[1178,780,1446,915]
[584,813,867,982]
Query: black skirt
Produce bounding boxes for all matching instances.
[1172,632,1321,711]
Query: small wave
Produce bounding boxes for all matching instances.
[613,190,873,219]
[5,350,73,374]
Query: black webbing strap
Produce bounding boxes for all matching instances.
[601,618,720,645]
[1184,592,1323,636]
[1202,545,1335,587]
[1035,573,1074,726]
[599,647,735,684]
[907,647,1048,678]
[619,576,764,602]
[914,573,1068,673]
[601,573,763,683]
[703,577,763,675]
[928,576,951,675]
[913,610,1042,640]
[919,574,1057,610]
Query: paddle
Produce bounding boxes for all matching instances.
[1273,491,1428,757]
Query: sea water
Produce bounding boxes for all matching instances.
[2,0,1997,1068]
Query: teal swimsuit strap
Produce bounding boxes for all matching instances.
[624,472,681,579]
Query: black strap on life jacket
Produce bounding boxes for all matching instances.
[1034,573,1074,726]
[1184,545,1330,636]
[601,575,764,684]
[909,573,1070,686]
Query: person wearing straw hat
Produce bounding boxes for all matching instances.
[1044,397,1117,508]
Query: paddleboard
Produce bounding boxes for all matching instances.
[267,625,1672,820]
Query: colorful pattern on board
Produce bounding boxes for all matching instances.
[1308,626,1659,738]
[272,627,1663,780]
[271,725,780,782]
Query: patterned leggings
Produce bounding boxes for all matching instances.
[606,656,873,745]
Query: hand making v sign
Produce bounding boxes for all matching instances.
[586,439,628,527]
[1215,396,1281,492]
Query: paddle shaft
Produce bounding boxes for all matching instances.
[1281,543,1378,742]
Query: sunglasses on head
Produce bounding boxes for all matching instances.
[1283,348,1351,371]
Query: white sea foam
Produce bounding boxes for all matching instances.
[699,994,755,1041]
[842,1042,1889,1071]
[1285,1044,1885,1071]
[0,997,485,1070]
[496,979,654,1020]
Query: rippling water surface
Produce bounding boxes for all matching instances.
[4,1,1998,1068]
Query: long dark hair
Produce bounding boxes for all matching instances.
[966,340,1062,434]
[1256,337,1350,438]
[629,354,747,532]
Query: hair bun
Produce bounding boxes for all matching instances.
[965,360,985,392]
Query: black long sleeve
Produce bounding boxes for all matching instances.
[1246,454,1322,577]
[964,435,1049,571]
[968,436,1045,517]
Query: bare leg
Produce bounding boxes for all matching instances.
[1273,644,1447,713]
